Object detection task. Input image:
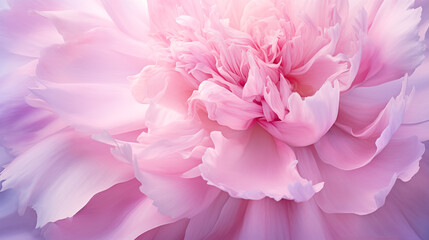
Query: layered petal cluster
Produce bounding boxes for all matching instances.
[1,0,429,239]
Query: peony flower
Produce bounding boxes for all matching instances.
[1,0,429,239]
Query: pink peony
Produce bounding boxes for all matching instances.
[1,0,429,239]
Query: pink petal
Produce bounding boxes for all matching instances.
[36,9,113,41]
[36,37,147,84]
[200,125,323,201]
[131,65,194,114]
[30,81,147,134]
[30,33,151,134]
[0,9,61,57]
[323,146,429,239]
[135,168,220,219]
[289,55,348,97]
[315,136,424,215]
[0,190,42,240]
[189,81,263,130]
[315,78,407,170]
[6,0,102,12]
[183,193,244,240]
[146,0,204,35]
[137,219,189,240]
[237,198,290,240]
[354,0,424,87]
[101,0,149,41]
[260,80,340,147]
[396,121,429,142]
[0,132,134,227]
[236,199,332,240]
[44,179,176,240]
[404,58,429,124]
[0,61,66,155]
[135,123,208,174]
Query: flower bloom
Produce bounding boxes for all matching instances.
[1,0,429,239]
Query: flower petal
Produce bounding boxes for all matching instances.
[0,190,43,240]
[354,0,424,87]
[101,0,149,41]
[200,125,322,201]
[30,81,147,134]
[44,179,176,240]
[315,78,407,170]
[36,38,147,84]
[189,81,263,130]
[131,65,194,114]
[0,132,133,227]
[403,58,429,124]
[137,219,190,240]
[322,144,429,239]
[0,61,66,155]
[135,168,220,219]
[260,80,340,147]
[183,193,245,240]
[315,136,424,215]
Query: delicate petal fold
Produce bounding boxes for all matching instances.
[354,0,424,87]
[0,61,66,155]
[404,58,429,124]
[183,193,245,240]
[323,143,429,239]
[189,81,263,130]
[0,8,62,57]
[131,65,194,114]
[0,1,428,239]
[315,136,424,214]
[200,125,323,201]
[36,38,146,84]
[0,132,133,227]
[135,168,220,219]
[44,179,175,240]
[315,78,407,170]
[260,81,340,147]
[30,81,148,134]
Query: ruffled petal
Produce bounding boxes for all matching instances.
[315,136,424,215]
[354,0,424,87]
[260,80,340,147]
[135,168,220,219]
[403,58,429,124]
[322,142,429,239]
[44,179,175,240]
[315,78,407,170]
[0,132,133,227]
[189,81,263,130]
[200,125,323,201]
[131,65,194,114]
[0,61,66,156]
[289,54,348,96]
